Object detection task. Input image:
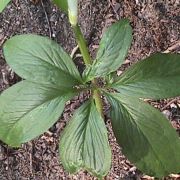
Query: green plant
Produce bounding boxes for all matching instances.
[0,0,180,179]
[0,0,11,13]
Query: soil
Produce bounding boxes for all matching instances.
[0,0,180,179]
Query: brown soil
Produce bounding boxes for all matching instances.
[0,0,180,179]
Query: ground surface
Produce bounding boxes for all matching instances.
[0,0,180,179]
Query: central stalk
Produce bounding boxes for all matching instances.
[72,24,104,117]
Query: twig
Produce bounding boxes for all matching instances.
[163,41,180,53]
[0,36,7,47]
[41,0,52,39]
[70,45,79,58]
[108,0,120,20]
[161,98,178,111]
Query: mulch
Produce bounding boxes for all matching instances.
[0,0,179,179]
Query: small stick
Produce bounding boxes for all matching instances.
[161,98,178,111]
[163,41,180,53]
[70,45,79,58]
[108,0,120,20]
[41,0,52,39]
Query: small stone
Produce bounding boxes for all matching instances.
[162,110,171,119]
[170,103,177,108]
[117,70,123,76]
[129,166,137,172]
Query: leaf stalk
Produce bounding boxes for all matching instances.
[93,88,104,118]
[72,25,91,66]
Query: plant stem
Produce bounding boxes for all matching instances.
[72,24,104,117]
[72,25,91,66]
[93,88,104,118]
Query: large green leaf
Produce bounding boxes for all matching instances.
[84,19,132,81]
[3,34,82,88]
[0,81,75,147]
[53,0,68,13]
[60,100,111,178]
[0,0,11,13]
[112,53,180,99]
[105,92,180,177]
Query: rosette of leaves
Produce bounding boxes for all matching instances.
[0,2,180,179]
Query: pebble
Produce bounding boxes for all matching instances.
[170,103,177,109]
[162,110,171,119]
[129,166,137,172]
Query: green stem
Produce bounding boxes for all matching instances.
[93,89,104,118]
[72,24,104,117]
[72,25,91,66]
